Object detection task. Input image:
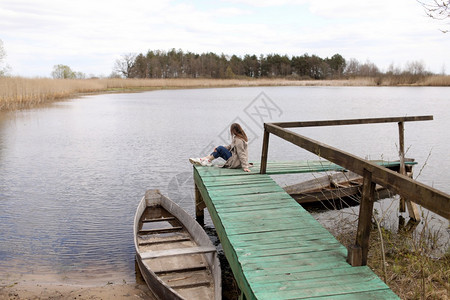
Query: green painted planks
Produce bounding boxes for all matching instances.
[193,167,256,299]
[252,273,391,299]
[248,266,368,284]
[228,226,332,242]
[214,201,297,211]
[210,191,292,202]
[196,159,416,178]
[193,164,399,300]
[251,266,382,289]
[235,243,345,259]
[207,186,285,197]
[239,247,348,266]
[315,289,399,299]
[243,260,352,279]
[233,237,343,253]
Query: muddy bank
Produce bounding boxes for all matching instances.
[0,281,156,300]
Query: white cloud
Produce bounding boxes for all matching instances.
[1,0,449,76]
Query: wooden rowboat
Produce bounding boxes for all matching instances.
[134,190,221,300]
[284,171,365,204]
[284,171,396,205]
[284,159,415,205]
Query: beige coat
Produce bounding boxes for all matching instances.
[222,136,250,169]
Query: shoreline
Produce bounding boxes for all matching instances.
[0,281,156,300]
[1,76,449,112]
[0,272,157,300]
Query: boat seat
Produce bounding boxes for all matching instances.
[140,246,217,260]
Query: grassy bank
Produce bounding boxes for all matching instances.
[333,219,449,299]
[1,75,449,111]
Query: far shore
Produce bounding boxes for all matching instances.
[1,76,449,112]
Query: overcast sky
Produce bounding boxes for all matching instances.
[1,0,449,77]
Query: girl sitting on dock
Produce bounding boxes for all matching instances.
[190,123,251,172]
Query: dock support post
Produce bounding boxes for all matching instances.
[398,122,421,221]
[195,184,205,226]
[398,122,406,212]
[260,126,270,174]
[348,168,375,266]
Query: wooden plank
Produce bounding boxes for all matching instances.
[154,265,208,275]
[243,260,352,279]
[273,115,433,128]
[260,128,270,174]
[205,182,282,192]
[317,289,399,299]
[169,281,211,289]
[350,168,376,266]
[219,208,308,220]
[195,183,205,225]
[251,269,380,292]
[224,220,320,236]
[239,247,347,264]
[139,237,191,246]
[202,178,274,187]
[233,237,343,253]
[139,226,183,234]
[142,217,176,223]
[229,229,333,245]
[220,212,318,227]
[210,191,292,202]
[241,257,351,275]
[140,246,217,260]
[216,203,299,213]
[247,266,366,284]
[265,123,450,219]
[207,187,284,197]
[252,274,392,299]
[235,242,345,258]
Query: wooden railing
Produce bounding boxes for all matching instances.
[260,116,450,266]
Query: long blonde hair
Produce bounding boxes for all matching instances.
[230,123,248,142]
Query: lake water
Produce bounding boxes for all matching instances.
[0,86,448,284]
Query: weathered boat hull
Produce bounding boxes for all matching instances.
[284,171,393,205]
[134,190,221,300]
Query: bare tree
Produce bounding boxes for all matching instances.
[114,53,137,78]
[0,39,11,76]
[419,0,450,32]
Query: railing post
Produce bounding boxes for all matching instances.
[398,121,421,221]
[195,184,205,226]
[260,125,270,174]
[347,168,375,266]
[398,122,406,212]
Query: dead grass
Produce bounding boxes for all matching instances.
[0,77,377,111]
[379,74,450,86]
[1,76,449,111]
[420,75,450,86]
[335,221,449,299]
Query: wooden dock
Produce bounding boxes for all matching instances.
[193,163,399,299]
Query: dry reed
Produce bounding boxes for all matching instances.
[0,77,377,111]
[333,215,449,300]
[1,76,449,111]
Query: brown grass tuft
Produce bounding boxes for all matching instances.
[334,221,449,299]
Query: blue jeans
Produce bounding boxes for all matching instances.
[211,146,232,161]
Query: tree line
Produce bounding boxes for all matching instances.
[114,50,348,80]
[113,49,433,80]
